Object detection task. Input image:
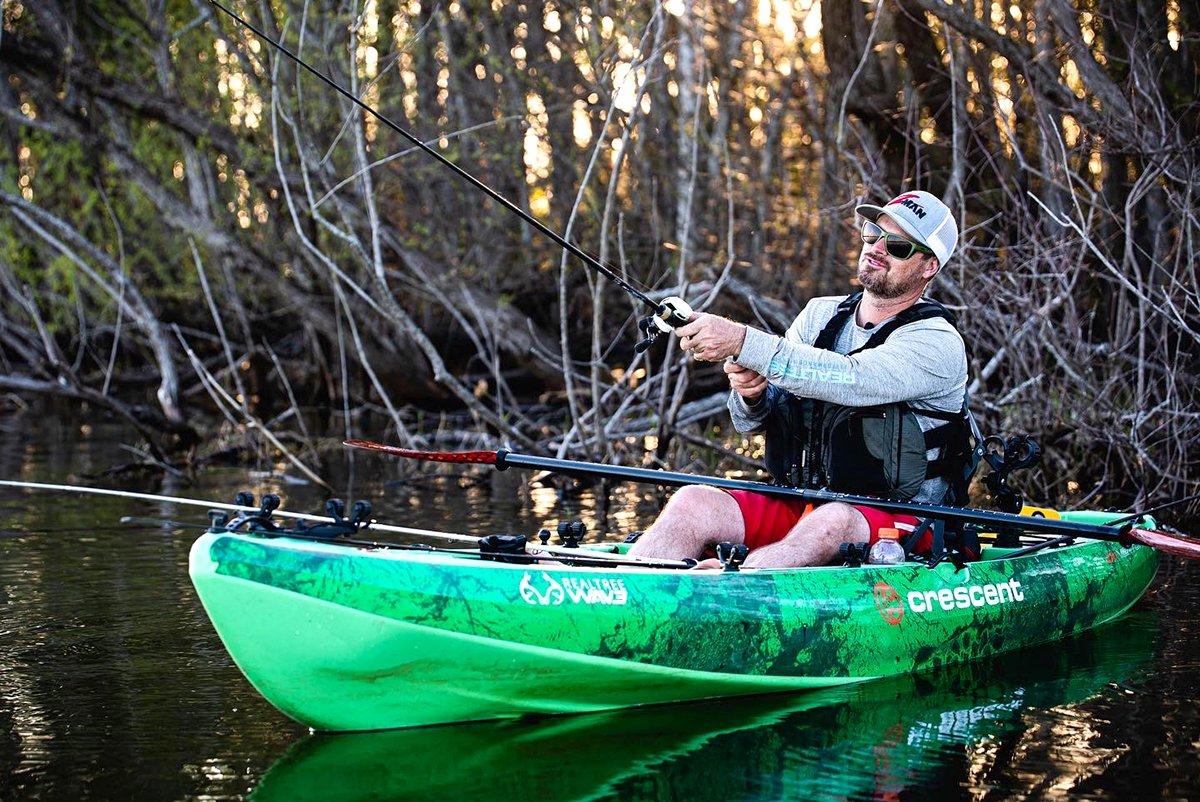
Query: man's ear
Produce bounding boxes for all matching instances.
[922,255,941,280]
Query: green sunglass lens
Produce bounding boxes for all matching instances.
[885,238,916,259]
[862,221,923,259]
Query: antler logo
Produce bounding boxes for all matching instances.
[519,571,565,606]
[518,572,629,605]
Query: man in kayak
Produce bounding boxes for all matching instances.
[629,190,973,568]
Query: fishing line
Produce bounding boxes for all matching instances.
[0,480,684,565]
[206,0,691,347]
[1104,491,1200,527]
[207,0,690,351]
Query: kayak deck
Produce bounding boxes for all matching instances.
[189,512,1157,731]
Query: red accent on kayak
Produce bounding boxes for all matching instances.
[343,440,499,465]
[873,582,905,625]
[1127,528,1200,559]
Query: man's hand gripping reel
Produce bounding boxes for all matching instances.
[634,297,693,353]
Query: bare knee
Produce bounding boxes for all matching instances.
[628,485,744,559]
[741,502,866,568]
[795,502,868,542]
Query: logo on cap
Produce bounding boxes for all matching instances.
[887,192,926,219]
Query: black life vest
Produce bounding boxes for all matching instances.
[761,292,982,504]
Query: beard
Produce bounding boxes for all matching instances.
[857,258,929,299]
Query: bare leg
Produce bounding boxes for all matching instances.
[742,502,869,568]
[627,485,746,560]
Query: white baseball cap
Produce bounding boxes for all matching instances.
[855,190,958,267]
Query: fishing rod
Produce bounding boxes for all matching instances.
[0,479,457,537]
[1104,491,1200,527]
[0,479,684,565]
[205,0,691,351]
[119,514,692,569]
[344,439,1200,560]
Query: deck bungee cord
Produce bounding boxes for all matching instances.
[205,0,692,352]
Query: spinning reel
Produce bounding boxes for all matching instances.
[982,435,1042,513]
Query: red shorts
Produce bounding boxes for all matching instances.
[724,490,927,552]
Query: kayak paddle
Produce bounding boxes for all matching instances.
[344,440,1200,560]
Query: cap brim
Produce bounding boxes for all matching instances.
[855,204,934,258]
[854,204,886,221]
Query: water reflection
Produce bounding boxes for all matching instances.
[251,613,1155,802]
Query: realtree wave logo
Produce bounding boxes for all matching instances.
[519,572,628,606]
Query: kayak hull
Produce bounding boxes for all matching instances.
[194,566,847,731]
[189,514,1156,731]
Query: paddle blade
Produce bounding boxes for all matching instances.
[343,439,500,465]
[1128,528,1200,560]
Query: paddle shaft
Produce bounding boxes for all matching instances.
[491,450,1134,538]
[344,441,1151,542]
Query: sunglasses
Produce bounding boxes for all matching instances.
[860,220,934,260]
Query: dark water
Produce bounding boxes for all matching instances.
[1,413,1198,801]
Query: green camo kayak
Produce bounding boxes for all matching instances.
[188,510,1156,731]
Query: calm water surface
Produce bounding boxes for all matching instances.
[1,413,1198,800]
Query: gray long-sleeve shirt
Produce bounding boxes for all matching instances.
[728,295,968,503]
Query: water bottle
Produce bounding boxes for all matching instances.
[867,527,906,565]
